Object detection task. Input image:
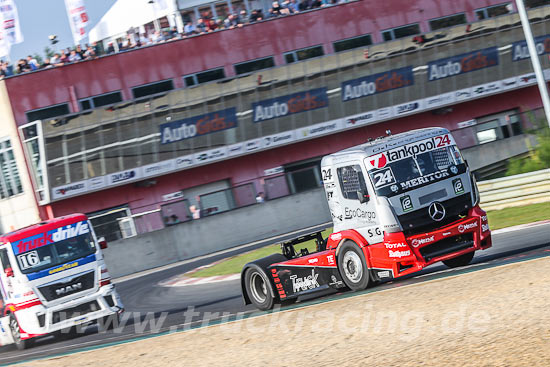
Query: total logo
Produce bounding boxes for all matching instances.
[388,250,411,258]
[411,235,435,248]
[458,222,478,233]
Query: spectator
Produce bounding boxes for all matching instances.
[26,55,39,70]
[68,49,82,63]
[214,18,224,30]
[184,22,197,36]
[271,1,286,16]
[256,192,266,203]
[75,45,85,58]
[250,9,263,22]
[189,205,201,219]
[59,49,68,63]
[287,0,300,13]
[225,14,243,29]
[16,59,31,73]
[40,58,53,68]
[92,41,104,56]
[0,60,13,77]
[239,9,249,24]
[83,46,96,59]
[138,32,149,46]
[196,18,208,33]
[106,42,116,54]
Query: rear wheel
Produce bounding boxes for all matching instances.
[338,241,369,291]
[9,314,30,350]
[244,268,275,311]
[443,251,475,268]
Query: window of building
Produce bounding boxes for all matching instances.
[382,23,421,42]
[474,109,522,144]
[234,56,275,75]
[285,158,322,194]
[26,103,70,123]
[429,13,467,31]
[0,138,23,200]
[79,91,123,111]
[88,206,135,242]
[131,80,174,99]
[333,34,373,53]
[525,0,550,8]
[337,165,366,201]
[214,1,230,19]
[284,45,324,64]
[184,67,226,87]
[19,121,48,203]
[475,3,513,20]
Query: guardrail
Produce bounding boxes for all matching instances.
[478,169,550,211]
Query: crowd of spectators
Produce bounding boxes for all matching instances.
[0,0,350,77]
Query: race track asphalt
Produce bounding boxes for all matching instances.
[1,223,549,365]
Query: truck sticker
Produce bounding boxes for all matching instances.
[399,169,450,190]
[344,208,376,222]
[453,178,464,194]
[12,221,90,255]
[366,153,387,169]
[400,195,413,212]
[290,270,320,292]
[321,167,334,183]
[371,167,396,188]
[16,251,40,271]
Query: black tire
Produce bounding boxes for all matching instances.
[244,268,275,311]
[9,314,30,350]
[443,251,475,268]
[338,241,369,291]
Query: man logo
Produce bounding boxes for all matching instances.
[428,201,446,221]
[367,153,387,169]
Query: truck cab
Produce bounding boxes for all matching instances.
[241,127,492,310]
[0,214,124,349]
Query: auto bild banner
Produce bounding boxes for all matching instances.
[0,0,23,45]
[512,34,550,61]
[341,66,414,102]
[64,0,89,44]
[160,107,238,144]
[428,47,499,81]
[252,87,328,123]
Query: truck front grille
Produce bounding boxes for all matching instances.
[38,271,95,301]
[398,194,471,235]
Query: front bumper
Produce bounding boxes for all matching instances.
[366,206,492,280]
[15,284,124,339]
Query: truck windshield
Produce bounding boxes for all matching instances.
[15,233,96,274]
[368,145,465,197]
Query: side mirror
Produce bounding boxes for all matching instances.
[5,267,13,277]
[357,189,370,204]
[98,237,108,249]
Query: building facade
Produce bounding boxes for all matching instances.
[1,0,550,240]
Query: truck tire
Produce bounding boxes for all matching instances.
[338,241,369,291]
[443,251,475,268]
[244,268,275,311]
[9,314,30,350]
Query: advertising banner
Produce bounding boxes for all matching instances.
[341,66,414,102]
[160,107,238,144]
[512,34,550,61]
[0,0,23,45]
[252,88,328,123]
[427,47,499,81]
[65,0,89,44]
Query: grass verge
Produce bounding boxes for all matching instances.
[190,202,549,278]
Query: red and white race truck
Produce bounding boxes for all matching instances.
[0,214,123,349]
[241,127,492,310]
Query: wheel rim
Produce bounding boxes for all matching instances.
[343,251,363,283]
[10,317,21,343]
[250,272,268,303]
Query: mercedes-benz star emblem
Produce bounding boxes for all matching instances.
[428,201,446,221]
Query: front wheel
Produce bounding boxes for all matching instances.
[244,268,275,311]
[9,314,30,350]
[443,251,475,268]
[338,241,369,291]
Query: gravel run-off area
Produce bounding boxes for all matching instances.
[20,257,550,367]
